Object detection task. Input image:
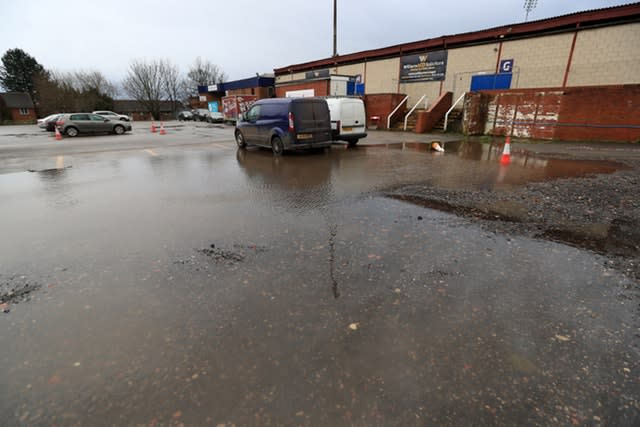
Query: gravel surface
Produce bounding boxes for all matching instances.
[384,141,640,283]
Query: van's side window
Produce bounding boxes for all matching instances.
[259,103,280,119]
[246,106,261,122]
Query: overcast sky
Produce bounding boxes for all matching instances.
[0,0,634,85]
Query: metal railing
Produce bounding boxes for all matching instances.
[403,95,428,131]
[386,95,409,130]
[443,92,466,132]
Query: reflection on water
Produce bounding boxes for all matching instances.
[234,140,628,199]
[36,167,79,209]
[236,148,335,212]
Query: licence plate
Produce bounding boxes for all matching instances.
[342,127,352,131]
[297,133,313,140]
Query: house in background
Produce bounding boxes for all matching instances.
[0,92,36,124]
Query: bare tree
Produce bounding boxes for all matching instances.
[74,70,117,99]
[34,72,77,115]
[161,61,188,114]
[34,69,115,115]
[187,57,227,90]
[122,59,169,120]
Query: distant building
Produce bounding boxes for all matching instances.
[273,3,640,141]
[112,100,183,121]
[196,75,275,112]
[0,92,36,124]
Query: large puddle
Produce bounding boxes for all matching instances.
[1,142,637,425]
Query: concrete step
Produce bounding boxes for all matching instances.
[434,110,463,130]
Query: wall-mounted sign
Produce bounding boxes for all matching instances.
[305,69,330,79]
[199,95,207,102]
[400,50,448,82]
[499,59,514,73]
[285,89,315,98]
[208,101,219,112]
[208,84,218,92]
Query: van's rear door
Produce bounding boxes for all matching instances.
[291,99,332,143]
[340,100,366,136]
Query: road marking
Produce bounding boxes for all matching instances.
[144,149,158,156]
[56,156,64,169]
[211,143,233,150]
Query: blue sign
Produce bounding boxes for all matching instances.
[470,74,512,91]
[499,59,514,73]
[208,101,219,112]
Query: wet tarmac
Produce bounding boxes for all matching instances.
[1,139,638,426]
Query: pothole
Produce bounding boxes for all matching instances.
[196,243,268,265]
[1,275,42,313]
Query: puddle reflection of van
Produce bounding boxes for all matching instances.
[235,98,332,156]
[324,97,367,147]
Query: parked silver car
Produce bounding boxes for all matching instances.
[207,111,224,123]
[56,113,132,137]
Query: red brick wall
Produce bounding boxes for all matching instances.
[555,86,640,142]
[463,92,489,135]
[9,108,36,123]
[463,85,640,142]
[275,80,330,98]
[363,94,407,129]
[415,92,452,133]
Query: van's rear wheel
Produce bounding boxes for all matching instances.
[271,136,284,156]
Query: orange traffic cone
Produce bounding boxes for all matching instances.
[500,135,511,165]
[431,140,444,152]
[55,126,62,141]
[159,122,166,135]
[151,121,157,133]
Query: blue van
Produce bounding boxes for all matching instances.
[235,98,332,155]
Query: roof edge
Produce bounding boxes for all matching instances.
[274,2,640,74]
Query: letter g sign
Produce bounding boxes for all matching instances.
[500,59,514,73]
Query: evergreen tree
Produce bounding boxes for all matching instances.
[0,48,46,98]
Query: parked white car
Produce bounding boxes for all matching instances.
[37,113,61,129]
[324,97,367,146]
[92,110,130,122]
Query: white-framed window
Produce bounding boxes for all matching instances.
[19,108,29,115]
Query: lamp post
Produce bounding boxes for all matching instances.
[333,0,337,57]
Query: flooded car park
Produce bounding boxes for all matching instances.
[1,124,638,425]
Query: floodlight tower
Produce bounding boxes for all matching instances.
[333,0,338,56]
[524,0,538,22]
